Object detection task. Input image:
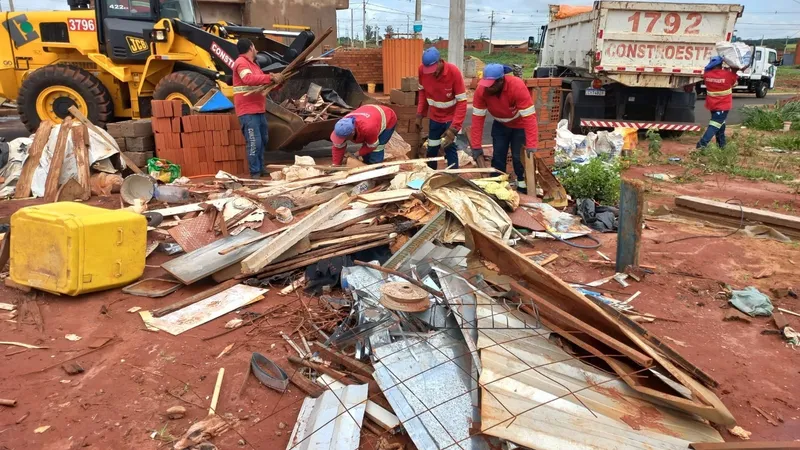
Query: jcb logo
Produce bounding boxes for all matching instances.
[126,36,149,54]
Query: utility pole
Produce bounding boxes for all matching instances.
[448,0,465,72]
[351,9,354,48]
[407,15,410,35]
[375,21,379,46]
[760,34,764,46]
[488,10,495,55]
[414,0,422,38]
[362,0,366,48]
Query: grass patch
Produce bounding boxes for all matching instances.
[557,158,621,205]
[439,49,538,78]
[741,101,800,131]
[766,133,800,151]
[690,140,793,183]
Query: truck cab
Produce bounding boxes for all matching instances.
[697,46,778,99]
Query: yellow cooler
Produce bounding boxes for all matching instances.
[10,203,147,296]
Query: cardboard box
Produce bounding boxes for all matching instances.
[390,89,417,106]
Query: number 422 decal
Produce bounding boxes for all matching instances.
[68,19,96,32]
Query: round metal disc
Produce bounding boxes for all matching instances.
[379,282,430,312]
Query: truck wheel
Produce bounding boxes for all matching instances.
[18,64,114,133]
[755,81,768,98]
[563,92,581,133]
[153,71,216,115]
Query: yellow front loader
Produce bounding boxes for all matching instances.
[0,0,315,133]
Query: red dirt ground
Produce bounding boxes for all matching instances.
[2,145,800,448]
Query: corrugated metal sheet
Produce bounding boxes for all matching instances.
[286,384,368,450]
[475,301,725,449]
[382,38,424,94]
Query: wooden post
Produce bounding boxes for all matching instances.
[615,179,645,272]
[522,149,536,194]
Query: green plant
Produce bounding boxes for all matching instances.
[767,134,800,151]
[741,101,800,131]
[732,131,761,156]
[557,158,621,205]
[646,128,662,159]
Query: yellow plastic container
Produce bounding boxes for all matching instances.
[10,203,147,296]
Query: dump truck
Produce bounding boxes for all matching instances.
[535,1,744,133]
[0,0,370,151]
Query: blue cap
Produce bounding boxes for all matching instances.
[422,47,441,73]
[705,56,723,71]
[331,117,356,145]
[479,63,506,87]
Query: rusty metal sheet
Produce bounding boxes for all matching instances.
[122,278,182,298]
[507,208,546,232]
[167,212,217,253]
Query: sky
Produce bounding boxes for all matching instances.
[6,0,800,42]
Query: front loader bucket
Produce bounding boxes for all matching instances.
[265,64,376,152]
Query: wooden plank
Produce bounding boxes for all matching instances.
[0,229,9,272]
[43,118,73,203]
[252,235,388,277]
[149,198,232,217]
[437,168,499,174]
[151,279,240,317]
[310,223,395,242]
[672,205,800,239]
[253,238,391,279]
[14,121,53,199]
[162,229,263,284]
[333,165,401,186]
[616,179,644,272]
[676,195,800,232]
[312,344,374,377]
[345,157,443,175]
[309,232,385,250]
[209,368,224,415]
[316,208,380,232]
[357,189,416,204]
[689,443,800,449]
[71,123,91,201]
[240,193,351,274]
[68,106,143,174]
[522,149,536,195]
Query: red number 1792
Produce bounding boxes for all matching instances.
[627,12,702,35]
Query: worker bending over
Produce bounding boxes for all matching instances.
[416,47,468,170]
[331,105,398,166]
[697,56,738,149]
[470,64,538,193]
[233,38,284,178]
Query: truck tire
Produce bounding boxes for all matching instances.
[563,92,581,133]
[755,81,768,98]
[153,71,216,114]
[18,64,114,133]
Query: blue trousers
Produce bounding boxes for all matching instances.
[240,113,268,175]
[426,119,459,170]
[361,125,396,164]
[491,121,526,181]
[697,110,728,148]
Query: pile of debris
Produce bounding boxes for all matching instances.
[278,82,354,124]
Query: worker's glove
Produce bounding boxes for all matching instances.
[414,115,423,131]
[270,73,285,85]
[471,148,484,160]
[441,127,458,148]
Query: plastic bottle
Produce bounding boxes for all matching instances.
[154,185,190,203]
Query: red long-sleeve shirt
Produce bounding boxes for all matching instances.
[470,75,538,149]
[416,62,468,131]
[331,105,398,165]
[232,56,274,116]
[704,68,738,112]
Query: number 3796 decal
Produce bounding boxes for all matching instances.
[627,12,702,35]
[68,18,96,32]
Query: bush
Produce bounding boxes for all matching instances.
[767,134,800,151]
[557,158,621,205]
[646,128,662,159]
[741,101,800,131]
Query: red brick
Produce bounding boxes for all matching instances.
[151,101,165,118]
[181,116,193,132]
[172,100,184,117]
[212,131,220,146]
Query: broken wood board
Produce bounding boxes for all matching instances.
[333,165,401,185]
[68,105,143,174]
[71,124,91,201]
[315,207,379,232]
[152,279,240,318]
[675,196,800,232]
[345,157,442,175]
[15,121,53,199]
[149,198,232,217]
[465,224,735,426]
[211,236,311,283]
[162,229,263,284]
[255,238,391,279]
[240,193,351,274]
[43,118,73,203]
[142,284,267,335]
[357,189,416,205]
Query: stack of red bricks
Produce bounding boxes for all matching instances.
[326,48,383,85]
[150,100,248,176]
[525,78,562,166]
[387,103,429,156]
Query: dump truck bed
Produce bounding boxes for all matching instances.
[541,1,743,88]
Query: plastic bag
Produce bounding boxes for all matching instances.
[147,157,181,183]
[715,41,752,69]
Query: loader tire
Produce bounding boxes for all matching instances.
[18,64,114,133]
[153,71,216,114]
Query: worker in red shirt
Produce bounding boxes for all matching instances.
[330,104,398,165]
[697,56,739,149]
[470,64,538,193]
[233,38,284,178]
[416,47,468,170]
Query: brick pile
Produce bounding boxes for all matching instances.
[326,48,383,85]
[150,100,248,176]
[387,104,429,156]
[106,118,155,169]
[524,78,562,166]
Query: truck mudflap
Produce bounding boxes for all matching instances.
[580,119,701,131]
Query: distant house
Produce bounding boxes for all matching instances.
[783,43,797,66]
[427,39,528,53]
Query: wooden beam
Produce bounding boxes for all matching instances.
[68,106,143,174]
[615,179,644,272]
[253,238,390,279]
[71,123,91,201]
[43,118,73,203]
[312,344,374,377]
[151,279,239,317]
[240,193,351,274]
[675,195,800,232]
[15,121,53,199]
